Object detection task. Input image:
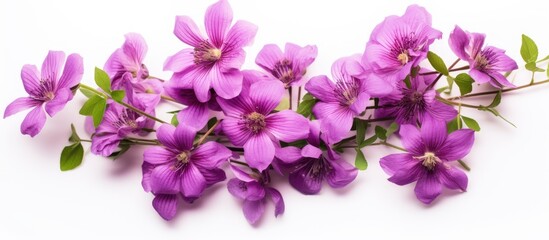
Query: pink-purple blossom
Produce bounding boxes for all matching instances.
[380,118,474,204]
[255,43,318,87]
[449,25,518,88]
[164,0,258,102]
[4,51,83,137]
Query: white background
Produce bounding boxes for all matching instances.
[1,0,549,239]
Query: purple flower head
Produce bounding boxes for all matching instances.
[362,5,442,85]
[105,33,162,108]
[142,124,232,220]
[91,90,155,156]
[375,73,457,124]
[218,71,309,171]
[380,118,474,204]
[277,120,358,194]
[4,51,83,137]
[227,164,284,225]
[255,43,318,87]
[164,0,258,102]
[449,26,518,88]
[305,56,391,143]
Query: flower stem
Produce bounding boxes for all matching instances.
[426,59,462,89]
[446,78,549,100]
[229,159,250,167]
[370,141,407,151]
[196,119,220,146]
[80,139,92,143]
[421,64,468,76]
[297,86,302,109]
[125,137,158,144]
[436,96,482,109]
[458,160,471,171]
[288,87,293,110]
[78,83,167,124]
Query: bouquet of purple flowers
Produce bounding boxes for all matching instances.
[5,0,549,225]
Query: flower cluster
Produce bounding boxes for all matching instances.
[6,0,549,225]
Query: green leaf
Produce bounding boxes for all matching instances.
[427,51,449,76]
[359,135,378,148]
[403,76,412,89]
[374,125,387,140]
[60,143,84,171]
[79,87,96,98]
[547,63,549,77]
[355,119,366,145]
[386,122,398,138]
[111,90,126,102]
[520,34,538,63]
[454,73,474,96]
[354,148,368,170]
[436,86,449,94]
[297,95,317,118]
[445,76,455,94]
[171,114,179,126]
[79,95,103,116]
[68,124,80,143]
[92,98,107,127]
[479,107,516,128]
[461,116,481,131]
[108,144,131,160]
[525,62,545,72]
[207,117,218,129]
[487,91,501,108]
[94,67,111,93]
[284,139,308,148]
[537,55,549,63]
[447,116,463,133]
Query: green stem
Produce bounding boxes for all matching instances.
[436,96,482,109]
[196,119,220,146]
[297,86,302,109]
[420,62,467,76]
[229,159,250,167]
[288,87,293,110]
[80,139,92,143]
[125,137,158,143]
[446,79,549,100]
[458,160,471,171]
[369,141,407,151]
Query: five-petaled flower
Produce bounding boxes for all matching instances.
[380,118,474,204]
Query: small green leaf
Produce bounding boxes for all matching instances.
[403,76,412,89]
[461,116,481,131]
[487,91,502,108]
[446,76,455,94]
[60,143,84,171]
[436,86,449,94]
[283,139,308,148]
[537,55,549,63]
[355,119,366,145]
[479,107,516,128]
[302,93,314,101]
[171,114,179,126]
[297,95,317,118]
[386,122,398,138]
[547,63,549,77]
[359,135,378,148]
[275,97,290,111]
[111,90,126,102]
[447,116,463,133]
[79,95,103,116]
[108,144,131,160]
[427,51,449,76]
[68,124,80,143]
[525,62,545,72]
[354,148,368,170]
[79,87,96,98]
[92,98,107,127]
[94,67,111,93]
[207,117,218,129]
[454,73,474,96]
[410,66,421,77]
[520,34,538,63]
[374,125,387,140]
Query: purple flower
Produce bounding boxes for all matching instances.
[449,25,518,88]
[375,74,457,124]
[277,120,357,194]
[255,43,318,87]
[227,164,284,225]
[362,5,442,85]
[305,56,392,143]
[380,118,474,204]
[105,33,162,108]
[164,0,258,102]
[142,124,232,220]
[218,72,309,171]
[91,91,155,156]
[4,51,83,137]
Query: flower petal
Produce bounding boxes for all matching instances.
[448,25,471,61]
[156,124,179,150]
[420,117,447,152]
[255,44,283,72]
[144,146,175,165]
[289,164,323,194]
[141,162,155,192]
[122,33,147,67]
[438,129,475,161]
[326,160,358,189]
[388,162,423,186]
[174,124,196,151]
[316,106,354,143]
[177,103,209,130]
[380,153,416,176]
[199,168,226,186]
[469,68,491,84]
[180,163,207,198]
[266,187,285,217]
[301,144,322,159]
[21,105,46,137]
[438,166,468,191]
[210,66,243,100]
[192,141,232,168]
[21,64,41,95]
[163,49,195,72]
[266,110,309,142]
[414,172,442,204]
[274,146,302,164]
[244,132,275,171]
[152,194,178,221]
[305,75,338,103]
[204,0,233,48]
[489,71,515,88]
[57,53,83,90]
[41,51,65,85]
[427,100,458,122]
[91,132,121,156]
[4,97,41,118]
[223,20,258,54]
[187,67,212,103]
[150,164,179,194]
[174,16,204,47]
[227,178,248,200]
[363,73,394,97]
[229,165,255,182]
[399,124,425,155]
[45,88,72,117]
[243,199,265,225]
[250,80,284,114]
[221,117,252,146]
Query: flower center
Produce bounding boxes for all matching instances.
[272,59,295,85]
[398,52,410,65]
[176,151,191,164]
[113,109,140,129]
[414,152,441,171]
[44,92,55,101]
[475,54,489,70]
[194,41,222,64]
[244,112,266,134]
[335,78,360,106]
